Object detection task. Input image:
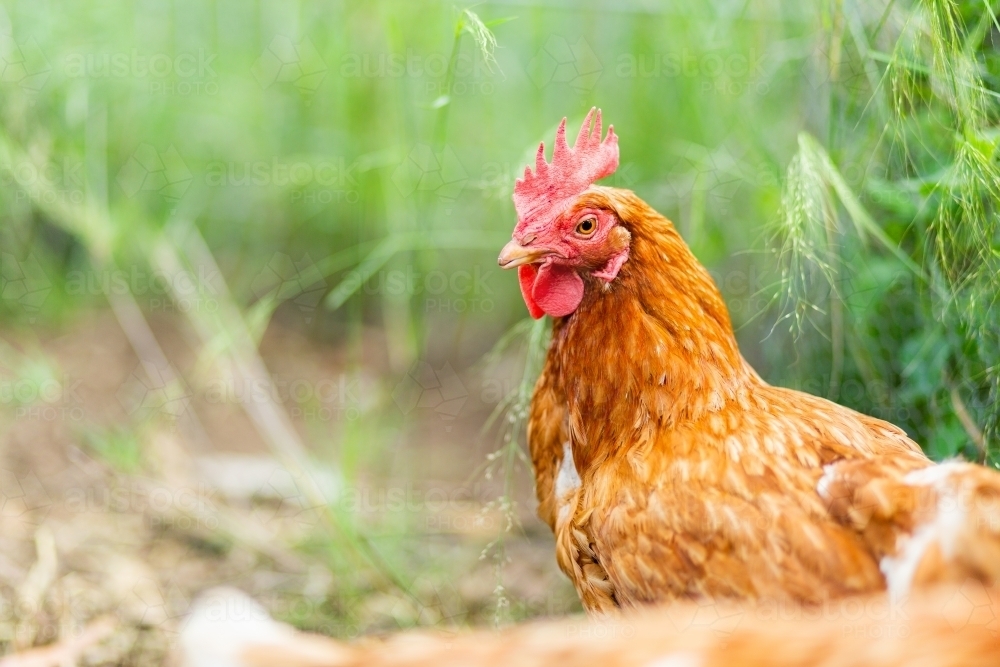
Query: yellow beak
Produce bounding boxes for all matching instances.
[498,239,550,269]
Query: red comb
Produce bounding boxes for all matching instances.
[513,108,619,229]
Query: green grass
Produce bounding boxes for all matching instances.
[773,0,1000,464]
[83,426,144,473]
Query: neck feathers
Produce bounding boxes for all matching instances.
[551,189,756,466]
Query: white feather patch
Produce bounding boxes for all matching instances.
[644,652,703,667]
[180,587,296,667]
[879,462,967,602]
[555,441,582,523]
[815,464,837,500]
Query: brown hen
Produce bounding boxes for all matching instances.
[499,109,1000,614]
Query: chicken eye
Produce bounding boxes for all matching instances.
[575,217,597,236]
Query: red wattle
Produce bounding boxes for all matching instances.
[517,263,585,319]
[532,263,584,318]
[518,264,545,319]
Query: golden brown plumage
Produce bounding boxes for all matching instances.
[508,183,1000,613]
[180,585,1000,667]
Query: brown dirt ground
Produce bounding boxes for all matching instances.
[0,310,579,665]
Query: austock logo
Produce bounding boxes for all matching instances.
[116,143,193,201]
[477,160,521,201]
[0,252,52,317]
[3,251,223,317]
[249,464,329,535]
[707,0,752,19]
[636,593,915,640]
[615,48,768,96]
[252,36,327,95]
[116,360,191,421]
[204,157,361,204]
[1,156,85,205]
[391,144,468,203]
[338,48,497,97]
[755,595,911,639]
[0,23,51,93]
[1,373,85,422]
[664,596,745,635]
[250,253,327,323]
[478,159,638,202]
[708,264,773,319]
[65,479,218,526]
[392,361,468,431]
[941,579,997,632]
[805,33,867,95]
[64,263,221,314]
[0,468,52,529]
[526,35,602,91]
[63,48,219,96]
[339,264,495,314]
[202,374,364,423]
[328,482,499,535]
[667,142,759,218]
[117,576,188,628]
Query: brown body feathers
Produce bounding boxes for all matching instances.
[526,188,1000,612]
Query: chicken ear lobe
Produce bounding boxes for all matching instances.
[591,226,631,283]
[592,248,629,282]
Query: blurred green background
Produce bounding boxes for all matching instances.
[0,0,998,660]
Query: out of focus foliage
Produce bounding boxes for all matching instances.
[0,0,996,559]
[773,0,1000,464]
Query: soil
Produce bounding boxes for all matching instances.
[0,310,579,665]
